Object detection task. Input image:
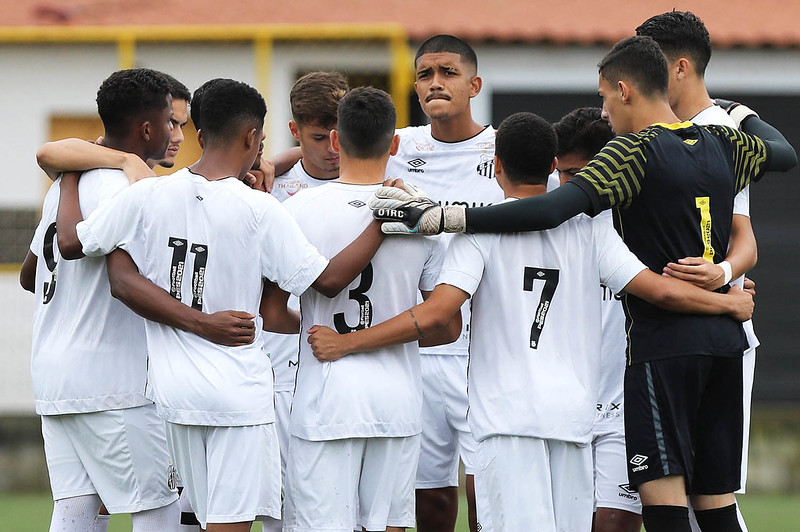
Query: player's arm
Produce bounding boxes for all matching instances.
[55,171,86,259]
[106,249,256,346]
[20,251,37,293]
[663,214,757,291]
[417,288,463,347]
[311,219,386,298]
[270,147,303,178]
[36,139,155,183]
[308,283,468,362]
[623,269,753,322]
[259,281,301,334]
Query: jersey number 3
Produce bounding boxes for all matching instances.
[168,237,208,310]
[333,263,373,334]
[523,267,559,349]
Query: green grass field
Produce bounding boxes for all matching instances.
[1,492,799,531]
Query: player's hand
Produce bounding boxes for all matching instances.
[713,98,759,129]
[307,325,349,362]
[370,187,467,235]
[726,284,754,322]
[743,276,756,297]
[119,153,156,184]
[196,310,256,346]
[244,156,275,193]
[663,257,725,291]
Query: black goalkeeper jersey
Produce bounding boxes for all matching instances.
[571,122,769,364]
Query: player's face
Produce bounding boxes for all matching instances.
[159,98,189,168]
[147,94,174,162]
[292,122,339,178]
[414,52,479,121]
[598,75,631,135]
[556,152,589,187]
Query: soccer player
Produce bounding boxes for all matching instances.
[553,107,643,532]
[275,86,457,532]
[310,111,754,531]
[372,36,796,532]
[36,73,191,184]
[384,34,503,532]
[636,11,757,529]
[260,70,348,532]
[19,68,181,532]
[56,78,387,532]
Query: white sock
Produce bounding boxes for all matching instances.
[50,494,103,532]
[132,500,180,532]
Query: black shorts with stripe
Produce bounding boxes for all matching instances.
[623,355,744,494]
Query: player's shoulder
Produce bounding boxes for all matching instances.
[281,180,336,211]
[692,105,737,128]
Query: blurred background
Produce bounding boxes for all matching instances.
[1,0,799,529]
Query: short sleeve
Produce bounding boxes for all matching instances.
[419,235,447,292]
[733,185,750,217]
[257,199,328,296]
[593,216,647,294]
[436,233,487,297]
[704,125,769,190]
[76,178,152,257]
[569,133,648,216]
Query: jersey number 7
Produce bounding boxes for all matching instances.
[523,267,559,349]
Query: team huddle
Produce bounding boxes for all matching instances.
[20,10,797,532]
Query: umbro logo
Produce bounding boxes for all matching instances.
[407,158,426,173]
[171,239,185,247]
[196,195,203,201]
[630,454,649,472]
[348,200,366,208]
[618,483,636,494]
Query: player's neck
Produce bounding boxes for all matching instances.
[429,112,484,143]
[336,153,387,185]
[636,99,682,132]
[190,149,249,181]
[674,83,714,122]
[102,134,148,164]
[503,182,548,199]
[300,158,339,181]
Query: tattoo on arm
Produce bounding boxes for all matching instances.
[409,309,424,339]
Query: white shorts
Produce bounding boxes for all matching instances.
[283,435,419,532]
[165,422,281,528]
[418,353,477,487]
[41,404,178,513]
[476,435,593,532]
[738,346,756,494]
[592,422,641,514]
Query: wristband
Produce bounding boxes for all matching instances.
[719,260,733,285]
[727,105,758,129]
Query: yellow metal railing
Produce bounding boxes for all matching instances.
[0,24,414,128]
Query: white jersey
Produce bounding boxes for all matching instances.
[386,125,504,356]
[264,161,336,391]
[284,182,446,441]
[438,200,647,444]
[76,168,329,426]
[29,169,149,415]
[692,105,758,351]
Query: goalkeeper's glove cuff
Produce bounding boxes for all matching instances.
[442,205,467,233]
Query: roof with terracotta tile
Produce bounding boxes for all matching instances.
[2,0,799,48]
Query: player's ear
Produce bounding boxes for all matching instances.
[493,155,504,177]
[618,80,631,105]
[196,129,204,150]
[389,134,400,156]
[289,121,301,142]
[330,129,341,154]
[469,75,482,98]
[675,57,690,80]
[245,127,258,150]
[549,156,558,175]
[140,120,152,141]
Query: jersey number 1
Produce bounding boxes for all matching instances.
[168,237,208,310]
[695,196,715,262]
[523,267,559,349]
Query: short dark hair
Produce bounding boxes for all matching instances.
[636,10,712,76]
[96,68,171,137]
[160,72,191,103]
[414,34,477,73]
[190,78,222,130]
[336,87,396,159]
[495,112,556,185]
[290,72,349,130]
[598,36,668,98]
[199,79,266,144]
[554,107,614,159]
